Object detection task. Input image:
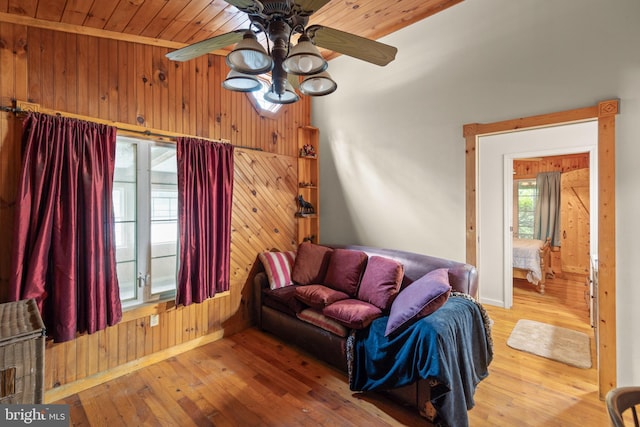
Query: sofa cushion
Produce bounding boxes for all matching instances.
[295,284,350,309]
[297,308,349,337]
[263,285,306,315]
[322,299,382,329]
[291,242,333,285]
[258,250,296,289]
[323,248,368,296]
[357,256,404,311]
[384,268,451,337]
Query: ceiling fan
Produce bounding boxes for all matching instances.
[165,0,398,104]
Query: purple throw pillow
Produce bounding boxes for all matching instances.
[323,249,368,296]
[322,299,382,329]
[357,256,404,311]
[262,285,306,315]
[384,268,451,337]
[291,242,333,285]
[294,284,350,309]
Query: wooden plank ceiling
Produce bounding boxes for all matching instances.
[0,0,462,60]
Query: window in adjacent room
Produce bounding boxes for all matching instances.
[514,179,537,239]
[113,136,178,307]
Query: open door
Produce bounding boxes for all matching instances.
[560,168,590,277]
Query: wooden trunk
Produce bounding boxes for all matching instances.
[0,299,46,404]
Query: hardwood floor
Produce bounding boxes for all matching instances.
[56,276,610,426]
[469,276,608,426]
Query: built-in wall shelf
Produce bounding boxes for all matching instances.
[297,126,319,244]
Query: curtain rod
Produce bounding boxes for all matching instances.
[0,103,263,152]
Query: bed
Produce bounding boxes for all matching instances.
[513,237,552,293]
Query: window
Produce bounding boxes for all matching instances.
[113,136,178,307]
[247,75,284,118]
[514,179,537,239]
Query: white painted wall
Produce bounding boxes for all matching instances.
[311,0,640,385]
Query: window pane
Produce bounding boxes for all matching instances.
[151,256,177,294]
[117,261,137,301]
[150,145,177,184]
[112,182,136,222]
[114,222,136,261]
[114,140,137,303]
[516,179,537,239]
[114,143,136,182]
[150,145,178,296]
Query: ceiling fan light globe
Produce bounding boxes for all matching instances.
[226,33,273,74]
[222,70,263,92]
[299,71,337,96]
[264,82,299,104]
[282,39,327,75]
[298,56,314,74]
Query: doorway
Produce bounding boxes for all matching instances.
[463,99,618,398]
[476,121,597,308]
[507,152,593,315]
[500,141,598,309]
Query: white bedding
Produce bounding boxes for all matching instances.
[513,238,544,284]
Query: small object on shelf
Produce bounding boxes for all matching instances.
[296,194,315,217]
[299,181,316,188]
[299,144,317,158]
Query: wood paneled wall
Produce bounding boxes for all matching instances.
[0,22,305,397]
[513,153,590,179]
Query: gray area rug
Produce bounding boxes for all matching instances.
[507,319,592,369]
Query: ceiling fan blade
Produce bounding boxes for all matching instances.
[307,25,397,66]
[295,0,331,15]
[222,0,261,12]
[166,30,245,62]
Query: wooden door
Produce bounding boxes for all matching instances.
[560,168,590,275]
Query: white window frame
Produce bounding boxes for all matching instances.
[114,136,178,308]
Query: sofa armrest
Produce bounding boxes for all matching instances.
[253,271,268,328]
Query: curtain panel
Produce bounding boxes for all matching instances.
[9,112,122,343]
[176,137,234,306]
[534,171,561,247]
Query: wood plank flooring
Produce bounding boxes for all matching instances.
[56,276,610,426]
[469,276,608,426]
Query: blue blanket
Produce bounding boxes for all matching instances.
[348,294,493,427]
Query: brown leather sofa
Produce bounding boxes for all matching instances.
[253,244,479,420]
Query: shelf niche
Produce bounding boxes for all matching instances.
[297,126,319,245]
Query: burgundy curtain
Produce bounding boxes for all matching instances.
[9,112,122,343]
[176,137,234,306]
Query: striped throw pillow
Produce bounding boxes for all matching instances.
[296,308,348,337]
[258,251,297,290]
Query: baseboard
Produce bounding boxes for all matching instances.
[44,330,225,403]
[480,297,506,308]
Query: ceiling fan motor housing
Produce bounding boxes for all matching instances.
[248,1,309,35]
[261,0,292,16]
